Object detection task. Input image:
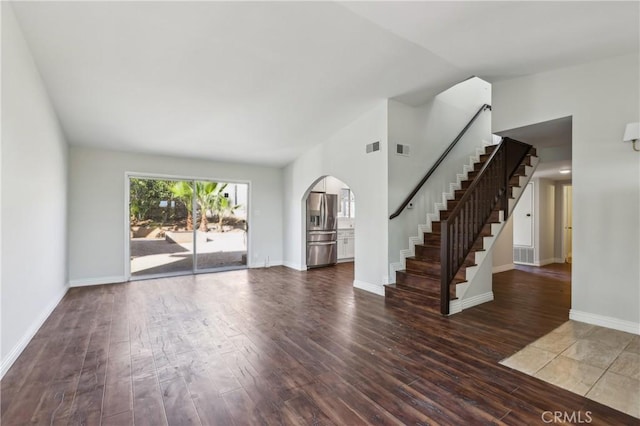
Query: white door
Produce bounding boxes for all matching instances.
[513,183,534,247]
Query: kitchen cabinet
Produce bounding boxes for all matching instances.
[337,229,355,260]
[311,178,326,193]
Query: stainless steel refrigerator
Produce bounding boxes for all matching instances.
[306,192,338,267]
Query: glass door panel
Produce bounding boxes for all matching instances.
[129,178,194,277]
[194,181,248,271]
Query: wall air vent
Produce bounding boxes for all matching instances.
[366,141,380,153]
[513,246,534,264]
[396,144,411,156]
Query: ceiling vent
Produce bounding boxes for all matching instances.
[366,141,380,153]
[396,143,411,156]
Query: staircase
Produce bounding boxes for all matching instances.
[385,138,538,315]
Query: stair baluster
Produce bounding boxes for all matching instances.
[440,137,533,315]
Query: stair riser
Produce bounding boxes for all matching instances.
[391,143,537,315]
[413,242,478,260]
[472,153,534,173]
[396,271,439,293]
[440,209,500,223]
[405,259,467,279]
[513,164,526,176]
[415,241,483,260]
[423,225,492,244]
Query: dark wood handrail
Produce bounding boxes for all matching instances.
[445,140,505,220]
[440,137,533,315]
[389,103,492,220]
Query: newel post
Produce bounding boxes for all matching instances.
[502,142,509,219]
[440,222,450,315]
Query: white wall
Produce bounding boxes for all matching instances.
[493,180,557,269]
[68,146,283,284]
[492,217,514,272]
[464,251,493,299]
[323,175,347,196]
[494,53,640,331]
[387,77,492,278]
[283,102,388,294]
[1,4,69,375]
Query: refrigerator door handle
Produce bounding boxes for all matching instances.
[308,241,336,246]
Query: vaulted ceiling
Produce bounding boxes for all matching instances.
[8,1,639,166]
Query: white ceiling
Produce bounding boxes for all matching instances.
[497,116,572,150]
[8,1,639,167]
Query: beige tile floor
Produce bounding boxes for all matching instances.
[500,320,640,418]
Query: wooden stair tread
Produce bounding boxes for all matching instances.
[390,143,537,315]
[406,256,476,267]
[397,269,467,285]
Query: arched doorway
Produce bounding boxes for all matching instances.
[302,175,355,273]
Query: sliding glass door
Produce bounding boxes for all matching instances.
[128,176,248,279]
[193,181,248,271]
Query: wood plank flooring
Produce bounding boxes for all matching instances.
[1,262,635,425]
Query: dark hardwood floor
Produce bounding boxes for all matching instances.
[1,262,634,425]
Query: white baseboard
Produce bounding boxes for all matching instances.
[462,291,494,309]
[513,258,560,268]
[282,261,305,271]
[448,291,494,316]
[569,310,640,335]
[337,258,354,264]
[493,263,515,273]
[69,275,126,287]
[353,280,385,296]
[1,286,68,379]
[449,299,462,315]
[554,257,566,264]
[249,260,284,269]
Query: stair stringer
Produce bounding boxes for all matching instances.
[389,141,494,281]
[449,155,540,314]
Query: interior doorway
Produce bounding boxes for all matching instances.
[303,175,355,269]
[562,184,573,263]
[127,175,248,279]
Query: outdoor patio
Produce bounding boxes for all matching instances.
[130,229,247,276]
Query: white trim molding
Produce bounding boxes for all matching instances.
[69,276,126,287]
[282,261,305,271]
[449,291,495,316]
[570,309,640,335]
[493,263,515,273]
[463,291,495,310]
[1,286,68,378]
[353,280,385,296]
[248,260,283,269]
[449,299,462,315]
[514,259,563,268]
